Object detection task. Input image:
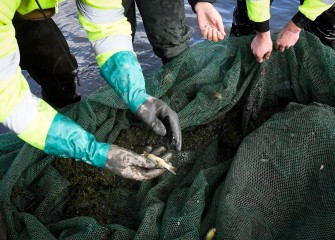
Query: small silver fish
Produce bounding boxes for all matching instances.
[143,151,177,175]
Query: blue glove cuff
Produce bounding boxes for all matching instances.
[44,113,110,168]
[100,51,150,113]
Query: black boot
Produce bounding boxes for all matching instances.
[41,53,81,108]
[41,89,81,109]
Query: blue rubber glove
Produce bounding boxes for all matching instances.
[44,113,171,180]
[101,51,182,151]
[44,113,110,167]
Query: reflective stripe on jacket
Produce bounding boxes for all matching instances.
[76,0,133,66]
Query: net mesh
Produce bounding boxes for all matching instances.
[0,32,335,239]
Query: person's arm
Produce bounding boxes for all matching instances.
[276,0,335,51]
[0,0,170,181]
[0,1,58,154]
[246,0,271,33]
[246,0,273,63]
[76,0,181,151]
[293,0,335,28]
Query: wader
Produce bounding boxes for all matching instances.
[230,0,335,50]
[13,12,81,109]
[122,0,193,63]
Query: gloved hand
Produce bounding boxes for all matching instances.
[44,114,173,181]
[105,145,173,181]
[251,31,273,63]
[136,97,181,151]
[275,20,301,52]
[101,51,182,151]
[194,2,226,42]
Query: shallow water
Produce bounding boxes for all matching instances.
[0,0,298,133]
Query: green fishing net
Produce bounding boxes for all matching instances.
[1,32,335,239]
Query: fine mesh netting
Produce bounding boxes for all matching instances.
[0,32,335,239]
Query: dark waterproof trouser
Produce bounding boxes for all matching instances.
[230,0,335,50]
[122,0,193,63]
[13,15,81,108]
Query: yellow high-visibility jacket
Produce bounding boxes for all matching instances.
[0,0,133,150]
[246,0,335,32]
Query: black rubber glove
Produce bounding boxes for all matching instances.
[105,145,173,181]
[136,97,182,151]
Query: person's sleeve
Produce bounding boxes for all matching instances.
[1,1,110,166]
[76,0,134,67]
[246,0,271,32]
[0,0,57,150]
[188,0,216,13]
[76,0,150,114]
[292,0,335,28]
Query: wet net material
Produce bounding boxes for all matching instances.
[1,32,335,239]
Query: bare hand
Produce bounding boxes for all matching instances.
[276,20,301,52]
[251,31,273,63]
[194,2,225,42]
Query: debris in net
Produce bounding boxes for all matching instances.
[320,164,324,171]
[214,92,223,100]
[205,228,216,240]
